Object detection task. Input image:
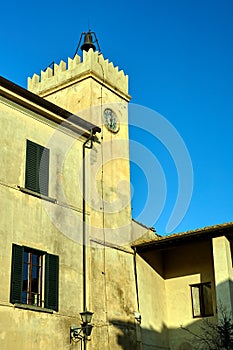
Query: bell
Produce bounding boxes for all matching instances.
[81,31,96,52]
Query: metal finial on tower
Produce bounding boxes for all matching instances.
[73,30,101,58]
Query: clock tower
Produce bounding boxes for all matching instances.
[28,32,132,244]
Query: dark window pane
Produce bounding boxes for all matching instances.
[32,254,38,266]
[23,252,29,298]
[191,282,213,318]
[22,279,28,292]
[203,283,213,315]
[23,262,28,280]
[32,265,37,279]
[22,291,27,304]
[31,278,39,293]
[24,251,29,263]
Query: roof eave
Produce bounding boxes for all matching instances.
[0,76,101,136]
[133,222,233,251]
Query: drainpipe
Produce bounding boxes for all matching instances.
[82,128,100,350]
[133,247,142,350]
[133,247,140,312]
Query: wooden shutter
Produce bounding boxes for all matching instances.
[25,140,49,196]
[44,254,59,311]
[10,244,23,304]
[38,146,49,196]
[26,140,38,192]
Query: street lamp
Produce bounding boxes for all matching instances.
[80,310,93,324]
[70,310,94,343]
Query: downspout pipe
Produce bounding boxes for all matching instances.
[133,247,140,314]
[133,246,142,350]
[82,127,100,349]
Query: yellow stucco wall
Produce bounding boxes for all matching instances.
[165,240,215,326]
[0,95,87,349]
[89,245,139,349]
[212,236,233,316]
[136,252,169,349]
[136,239,219,350]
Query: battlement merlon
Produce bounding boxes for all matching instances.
[27,49,131,101]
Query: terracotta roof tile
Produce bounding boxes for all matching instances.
[133,221,233,249]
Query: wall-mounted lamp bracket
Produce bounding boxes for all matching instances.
[70,324,93,343]
[70,326,83,343]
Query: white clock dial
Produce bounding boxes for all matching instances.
[104,108,119,133]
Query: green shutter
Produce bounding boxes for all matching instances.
[10,244,23,304]
[38,146,49,196]
[25,140,49,196]
[26,140,38,192]
[44,254,59,311]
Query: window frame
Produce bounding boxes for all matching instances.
[10,244,59,311]
[22,248,43,307]
[190,282,214,318]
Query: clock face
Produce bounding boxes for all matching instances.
[104,108,119,133]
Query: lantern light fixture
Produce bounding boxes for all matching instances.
[70,310,94,343]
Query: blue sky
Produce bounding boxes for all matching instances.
[1,0,233,234]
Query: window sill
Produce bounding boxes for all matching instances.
[14,303,54,314]
[18,187,56,203]
[193,314,214,318]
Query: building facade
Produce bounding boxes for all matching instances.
[0,37,233,350]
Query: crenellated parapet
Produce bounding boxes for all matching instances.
[28,49,129,99]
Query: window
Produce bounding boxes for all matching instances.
[10,244,59,311]
[22,248,43,306]
[25,140,50,196]
[190,282,213,317]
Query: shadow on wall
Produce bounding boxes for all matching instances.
[109,319,138,349]
[110,319,170,350]
[109,280,233,350]
[215,279,233,317]
[109,318,194,350]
